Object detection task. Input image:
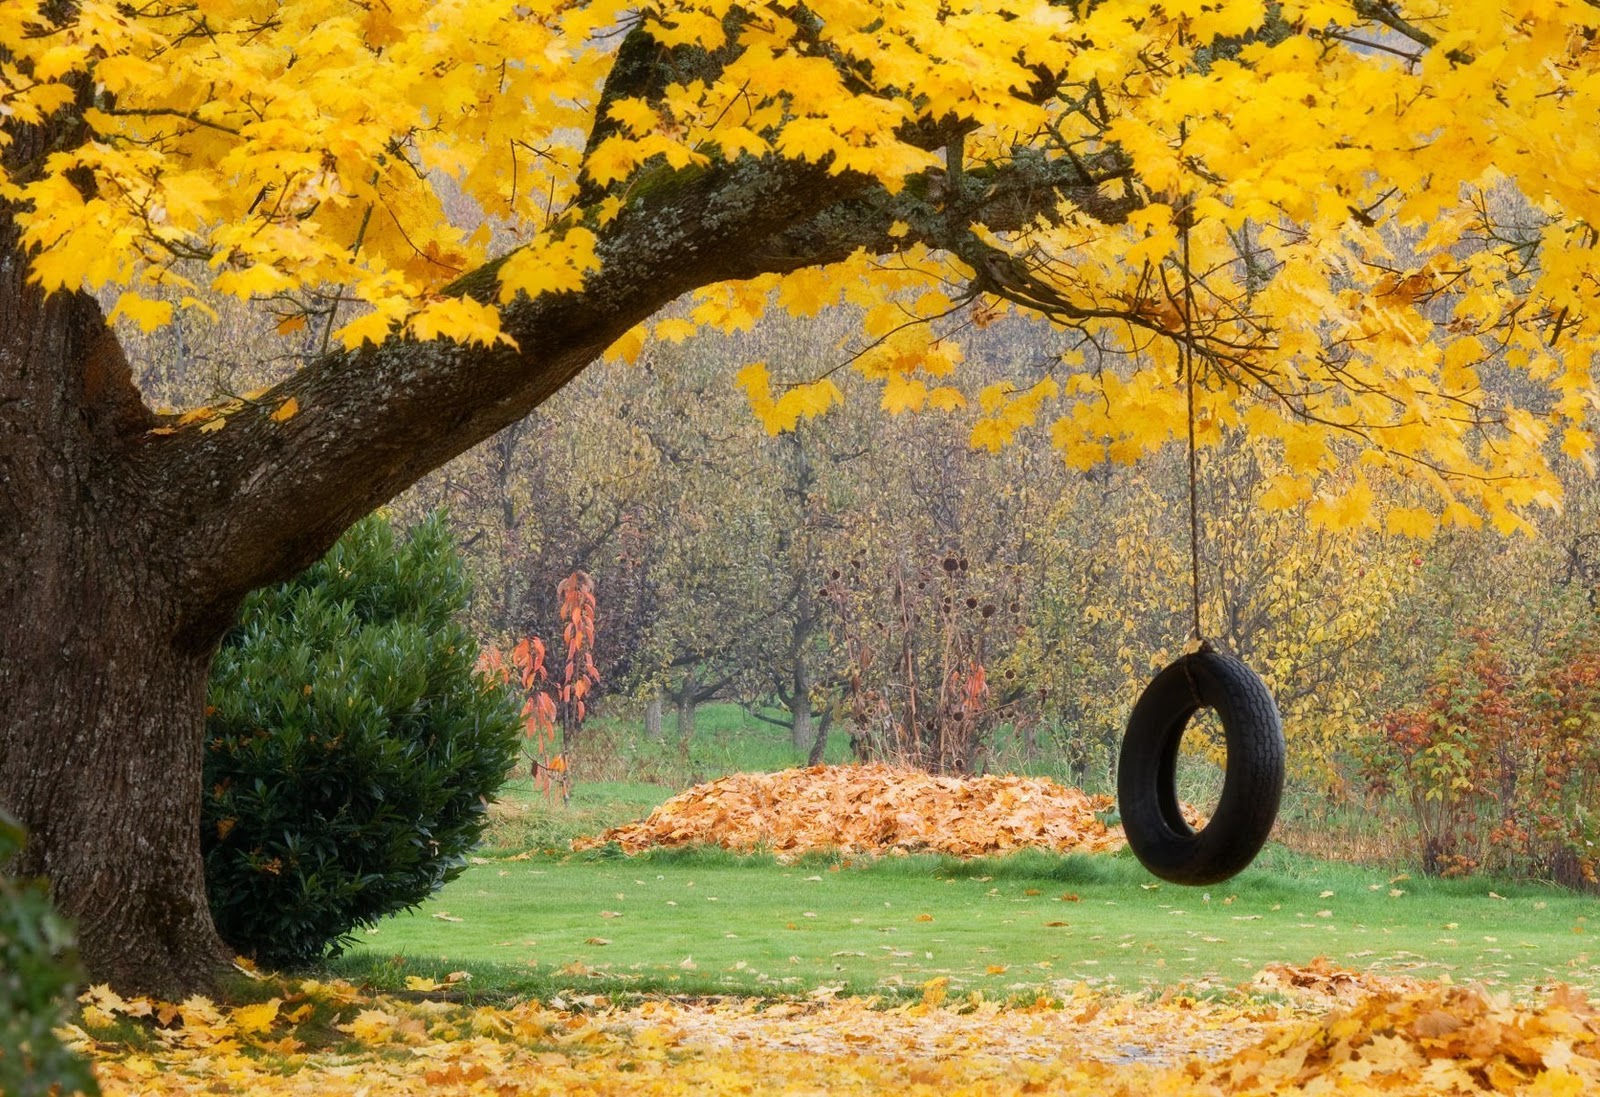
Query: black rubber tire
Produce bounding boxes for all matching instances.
[1117,649,1284,886]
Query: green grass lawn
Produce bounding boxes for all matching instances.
[333,842,1600,1003]
[329,732,1600,1007]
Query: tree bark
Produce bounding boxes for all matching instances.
[644,692,664,741]
[0,240,233,998]
[675,672,699,746]
[806,709,833,768]
[791,652,814,753]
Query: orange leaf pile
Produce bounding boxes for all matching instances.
[574,763,1136,859]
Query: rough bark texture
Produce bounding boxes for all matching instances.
[0,234,234,998]
[790,653,815,753]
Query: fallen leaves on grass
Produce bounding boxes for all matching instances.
[1200,981,1600,1094]
[1253,955,1423,1003]
[574,763,1141,859]
[72,967,1600,1095]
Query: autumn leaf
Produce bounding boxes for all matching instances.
[108,292,172,332]
[229,998,280,1035]
[340,1008,398,1043]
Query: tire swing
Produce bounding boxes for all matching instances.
[1115,201,1285,886]
[1117,642,1285,885]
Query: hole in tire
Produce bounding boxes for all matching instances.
[1176,707,1226,828]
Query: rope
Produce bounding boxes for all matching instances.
[1179,122,1203,646]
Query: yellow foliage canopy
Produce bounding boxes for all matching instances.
[5,0,1600,526]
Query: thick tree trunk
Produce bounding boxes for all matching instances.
[0,239,234,996]
[0,593,233,999]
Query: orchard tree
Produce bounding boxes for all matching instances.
[3,0,1598,996]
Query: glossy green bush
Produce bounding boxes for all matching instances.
[202,514,521,968]
[0,811,99,1096]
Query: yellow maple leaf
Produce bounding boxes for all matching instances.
[767,378,843,433]
[881,374,928,415]
[606,324,647,365]
[497,229,600,304]
[606,97,658,136]
[335,309,401,349]
[653,317,699,343]
[777,268,838,318]
[406,297,512,347]
[1384,507,1436,538]
[341,1008,398,1043]
[230,998,281,1035]
[108,292,172,333]
[213,265,293,299]
[270,397,299,423]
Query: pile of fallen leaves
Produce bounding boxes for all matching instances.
[573,764,1134,859]
[74,966,1600,1095]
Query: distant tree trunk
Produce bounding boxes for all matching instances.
[791,652,814,752]
[807,709,833,767]
[644,691,664,740]
[676,671,699,744]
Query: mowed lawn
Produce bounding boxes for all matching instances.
[336,844,1600,1001]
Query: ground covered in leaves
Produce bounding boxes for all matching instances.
[573,764,1141,859]
[74,963,1600,1094]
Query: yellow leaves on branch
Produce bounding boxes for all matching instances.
[496,229,602,307]
[6,0,1600,531]
[573,763,1133,859]
[7,0,627,346]
[735,363,844,435]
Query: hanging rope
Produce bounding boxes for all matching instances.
[1178,126,1203,646]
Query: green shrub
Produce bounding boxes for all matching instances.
[202,513,521,968]
[0,811,99,1097]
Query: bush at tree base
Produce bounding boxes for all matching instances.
[0,811,99,1097]
[202,513,521,968]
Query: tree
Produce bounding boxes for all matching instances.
[3,0,1598,996]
